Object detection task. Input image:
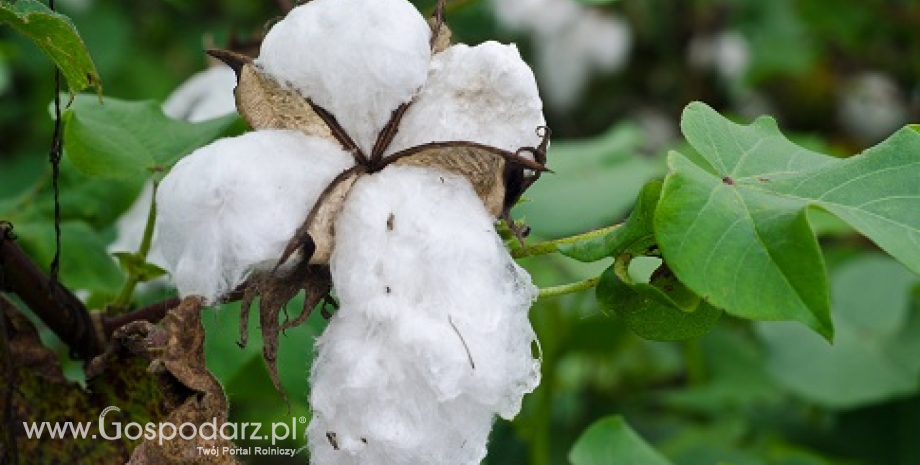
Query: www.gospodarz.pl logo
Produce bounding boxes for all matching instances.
[23,405,308,457]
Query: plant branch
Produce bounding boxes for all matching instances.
[538,277,600,299]
[512,223,621,259]
[0,237,102,360]
[101,297,178,341]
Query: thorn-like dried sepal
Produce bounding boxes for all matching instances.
[206,49,252,77]
[234,62,334,140]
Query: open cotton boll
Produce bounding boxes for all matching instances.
[154,130,353,303]
[257,0,431,155]
[387,42,545,155]
[308,166,540,465]
[491,0,581,36]
[536,13,632,110]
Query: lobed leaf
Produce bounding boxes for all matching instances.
[0,0,101,95]
[656,102,920,339]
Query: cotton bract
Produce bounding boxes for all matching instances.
[153,0,546,462]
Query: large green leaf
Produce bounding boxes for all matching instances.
[62,94,238,180]
[757,254,920,409]
[569,416,673,465]
[0,0,100,95]
[657,102,920,339]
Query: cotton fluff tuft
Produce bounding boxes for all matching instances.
[154,130,353,303]
[491,0,632,110]
[308,166,541,465]
[257,0,432,155]
[162,66,238,123]
[386,42,546,155]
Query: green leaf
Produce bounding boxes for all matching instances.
[14,220,124,295]
[0,0,101,95]
[757,254,920,409]
[597,257,722,341]
[112,252,166,282]
[62,94,238,180]
[560,180,663,262]
[569,416,673,465]
[657,102,920,339]
[518,123,664,238]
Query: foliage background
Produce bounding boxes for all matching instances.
[1,0,919,464]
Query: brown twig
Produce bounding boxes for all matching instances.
[101,297,180,341]
[0,236,102,361]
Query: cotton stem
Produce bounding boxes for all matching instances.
[511,223,621,259]
[537,277,599,299]
[111,181,159,312]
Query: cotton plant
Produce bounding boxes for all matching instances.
[153,0,550,463]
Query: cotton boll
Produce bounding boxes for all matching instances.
[687,31,751,82]
[387,42,545,155]
[154,130,353,303]
[162,66,238,123]
[257,0,431,155]
[839,72,909,144]
[491,0,581,36]
[309,166,540,464]
[490,0,632,110]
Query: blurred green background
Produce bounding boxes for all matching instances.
[2,0,920,464]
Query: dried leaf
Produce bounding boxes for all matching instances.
[127,296,240,464]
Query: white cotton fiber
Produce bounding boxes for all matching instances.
[535,13,631,109]
[308,166,541,465]
[387,42,546,156]
[256,0,432,155]
[154,130,353,303]
[161,66,238,123]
